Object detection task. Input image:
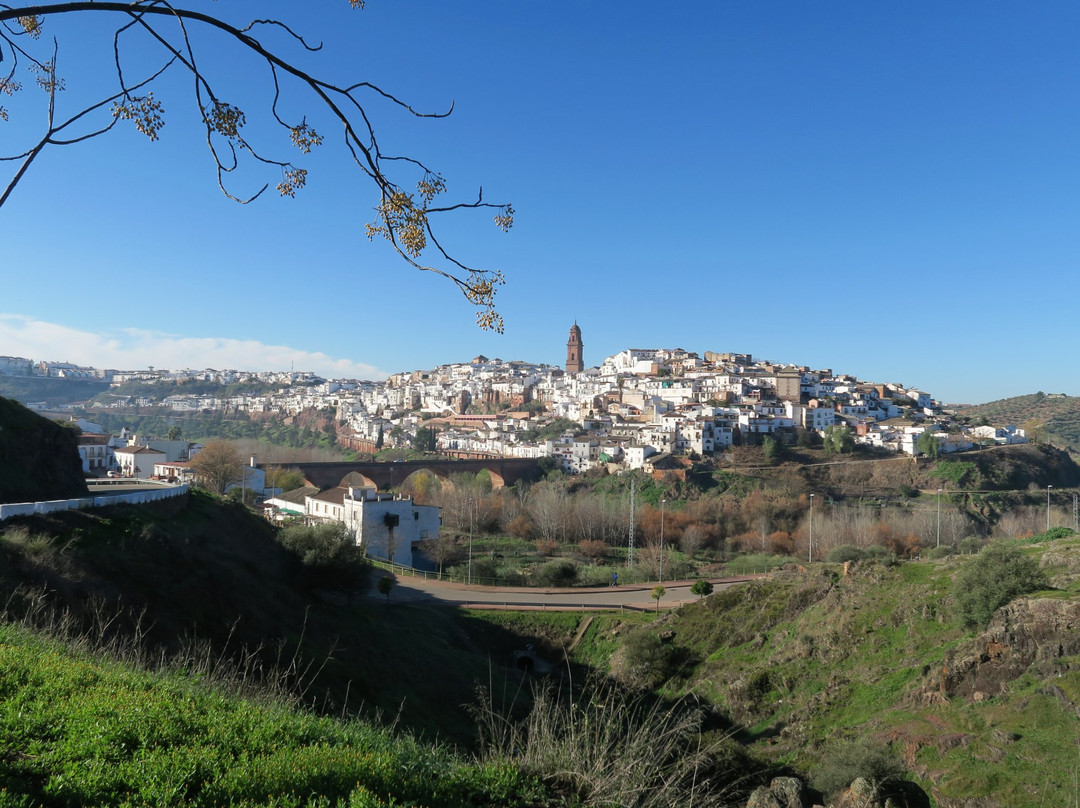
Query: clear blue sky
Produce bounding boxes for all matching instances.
[3,1,1078,403]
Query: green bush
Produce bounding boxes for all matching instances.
[826,545,865,563]
[927,545,955,560]
[726,553,795,574]
[864,545,899,566]
[618,629,679,688]
[691,579,714,599]
[276,523,367,595]
[812,739,906,797]
[536,560,578,587]
[1040,526,1076,542]
[954,541,1047,629]
[958,536,984,555]
[470,558,499,581]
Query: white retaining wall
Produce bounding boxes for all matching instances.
[0,483,189,522]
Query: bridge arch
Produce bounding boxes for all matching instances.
[284,458,539,494]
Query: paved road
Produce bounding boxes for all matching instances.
[372,573,759,612]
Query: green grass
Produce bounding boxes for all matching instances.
[0,623,547,808]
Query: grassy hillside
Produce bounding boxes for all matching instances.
[0,622,546,808]
[558,533,1080,807]
[9,476,1080,803]
[958,392,1080,452]
[0,493,537,745]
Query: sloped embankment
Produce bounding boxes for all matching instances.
[0,396,87,503]
[645,538,1080,807]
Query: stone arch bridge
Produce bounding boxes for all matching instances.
[262,457,543,492]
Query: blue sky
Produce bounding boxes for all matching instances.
[2,1,1078,403]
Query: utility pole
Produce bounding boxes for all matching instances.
[809,493,814,563]
[627,479,636,567]
[659,498,667,583]
[467,497,474,585]
[1048,485,1054,533]
[936,488,943,548]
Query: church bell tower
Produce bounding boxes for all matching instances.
[566,322,584,374]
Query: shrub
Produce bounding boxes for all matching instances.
[864,545,898,566]
[927,545,954,560]
[472,680,740,808]
[536,560,578,587]
[813,739,906,797]
[534,539,559,557]
[954,541,1047,629]
[507,514,535,539]
[826,545,865,564]
[1041,526,1077,542]
[958,536,984,555]
[691,579,714,599]
[618,629,679,688]
[578,539,608,563]
[469,558,499,582]
[726,553,794,574]
[275,523,367,595]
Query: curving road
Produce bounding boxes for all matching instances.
[371,573,760,612]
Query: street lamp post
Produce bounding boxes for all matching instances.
[467,497,474,586]
[1047,485,1053,533]
[659,498,666,583]
[809,493,814,563]
[936,488,943,548]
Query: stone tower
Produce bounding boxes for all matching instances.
[566,322,584,373]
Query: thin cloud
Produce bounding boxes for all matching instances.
[0,314,388,380]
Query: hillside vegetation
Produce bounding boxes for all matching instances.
[0,622,546,807]
[555,531,1080,807]
[7,491,1080,804]
[0,397,87,503]
[958,392,1080,452]
[0,375,109,404]
[0,492,533,744]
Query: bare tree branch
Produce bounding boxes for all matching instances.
[0,1,512,329]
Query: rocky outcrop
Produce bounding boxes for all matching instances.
[926,597,1080,701]
[746,776,814,808]
[743,775,929,808]
[1040,549,1080,589]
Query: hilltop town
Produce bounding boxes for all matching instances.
[2,325,1027,477]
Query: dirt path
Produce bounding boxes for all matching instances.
[372,574,760,612]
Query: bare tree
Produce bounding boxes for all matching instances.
[0,2,513,328]
[996,506,1044,538]
[530,480,568,544]
[678,523,708,558]
[421,534,461,576]
[189,438,241,494]
[571,494,603,544]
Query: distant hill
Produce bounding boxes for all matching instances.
[956,392,1080,452]
[0,375,109,404]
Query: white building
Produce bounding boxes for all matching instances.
[113,445,166,478]
[341,487,440,566]
[299,483,441,566]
